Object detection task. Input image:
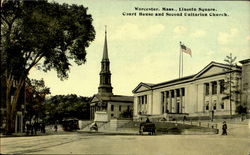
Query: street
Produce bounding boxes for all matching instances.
[1,123,249,155]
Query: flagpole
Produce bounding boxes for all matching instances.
[179,42,182,78]
[182,44,183,77]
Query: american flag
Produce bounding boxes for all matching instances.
[180,44,192,57]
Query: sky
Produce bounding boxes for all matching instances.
[29,0,250,97]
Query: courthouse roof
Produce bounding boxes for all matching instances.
[239,59,250,64]
[132,61,242,93]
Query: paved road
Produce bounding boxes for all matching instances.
[1,123,249,155]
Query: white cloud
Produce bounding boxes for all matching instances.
[111,23,164,40]
[173,26,187,35]
[218,28,239,45]
[191,30,206,38]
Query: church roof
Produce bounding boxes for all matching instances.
[90,94,133,104]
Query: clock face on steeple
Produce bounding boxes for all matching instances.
[98,27,113,96]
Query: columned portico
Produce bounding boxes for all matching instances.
[133,61,245,119]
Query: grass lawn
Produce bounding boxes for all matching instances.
[120,121,216,134]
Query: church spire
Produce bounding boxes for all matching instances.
[98,26,113,96]
[102,26,109,61]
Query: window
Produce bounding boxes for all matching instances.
[182,88,185,96]
[220,80,225,94]
[213,100,217,110]
[221,102,224,109]
[111,105,114,111]
[205,83,209,95]
[212,82,217,95]
[205,101,209,110]
[171,90,174,97]
[119,105,122,112]
[176,89,180,97]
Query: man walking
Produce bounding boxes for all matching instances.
[222,121,227,135]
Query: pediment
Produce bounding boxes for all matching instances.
[197,66,225,78]
[137,85,150,92]
[132,82,152,93]
[194,62,232,79]
[90,95,100,103]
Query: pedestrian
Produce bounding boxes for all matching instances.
[54,124,58,132]
[222,121,227,135]
[26,122,30,135]
[146,118,150,123]
[183,116,187,121]
[41,123,46,133]
[30,123,34,135]
[34,122,38,135]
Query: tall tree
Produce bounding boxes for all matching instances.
[223,53,241,118]
[44,94,90,124]
[1,0,95,134]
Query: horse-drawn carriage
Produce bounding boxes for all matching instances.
[62,118,79,131]
[139,122,156,135]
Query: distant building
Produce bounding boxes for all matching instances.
[89,29,133,121]
[133,60,250,120]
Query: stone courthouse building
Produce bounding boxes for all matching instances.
[89,29,133,121]
[133,59,250,120]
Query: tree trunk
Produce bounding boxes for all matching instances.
[5,74,25,135]
[5,75,14,135]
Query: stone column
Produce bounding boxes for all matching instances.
[145,95,148,114]
[217,80,220,110]
[203,83,206,113]
[163,92,167,114]
[165,91,168,113]
[209,82,212,110]
[217,80,220,95]
[167,91,170,113]
[169,90,172,113]
[180,88,183,113]
[174,89,177,113]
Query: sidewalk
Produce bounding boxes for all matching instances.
[0,126,71,138]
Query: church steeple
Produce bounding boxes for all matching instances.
[102,27,109,60]
[98,26,113,96]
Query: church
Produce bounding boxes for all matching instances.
[89,29,133,121]
[132,59,250,120]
